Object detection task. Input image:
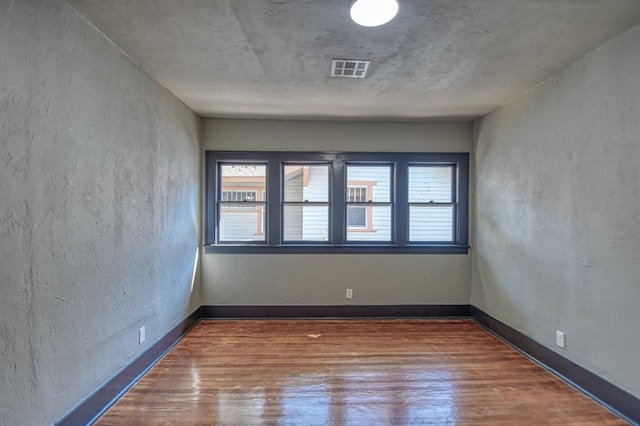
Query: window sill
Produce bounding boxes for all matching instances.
[204,244,469,255]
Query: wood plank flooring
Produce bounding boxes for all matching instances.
[95,319,627,425]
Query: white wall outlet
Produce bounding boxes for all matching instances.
[346,288,353,299]
[556,330,565,348]
[139,326,146,344]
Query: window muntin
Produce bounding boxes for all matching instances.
[346,164,392,242]
[282,164,330,242]
[206,152,469,254]
[218,164,267,243]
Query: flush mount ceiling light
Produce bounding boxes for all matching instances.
[350,0,399,27]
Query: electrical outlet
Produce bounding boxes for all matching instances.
[139,326,146,344]
[556,330,565,348]
[346,288,353,299]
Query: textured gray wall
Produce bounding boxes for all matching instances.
[473,24,640,398]
[0,1,201,425]
[202,119,471,306]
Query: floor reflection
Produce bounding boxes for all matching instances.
[216,387,266,424]
[399,368,457,425]
[204,365,459,424]
[189,360,201,400]
[282,375,331,425]
[342,367,457,424]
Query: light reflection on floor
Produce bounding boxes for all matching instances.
[206,366,456,424]
[216,387,266,424]
[282,377,331,426]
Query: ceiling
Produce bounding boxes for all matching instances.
[66,0,640,121]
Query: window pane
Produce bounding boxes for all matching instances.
[283,205,329,241]
[219,204,266,242]
[219,164,266,242]
[408,166,452,203]
[409,205,453,242]
[347,205,391,241]
[283,164,329,202]
[346,165,391,202]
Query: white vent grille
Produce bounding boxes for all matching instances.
[331,59,370,78]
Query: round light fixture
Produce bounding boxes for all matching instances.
[350,0,399,27]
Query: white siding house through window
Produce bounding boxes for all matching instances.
[408,166,454,241]
[214,160,457,244]
[346,165,392,241]
[218,164,266,242]
[302,165,330,241]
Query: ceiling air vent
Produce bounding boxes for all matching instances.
[331,59,370,78]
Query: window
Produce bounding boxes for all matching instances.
[346,164,392,241]
[206,152,469,254]
[282,164,330,242]
[217,164,266,242]
[347,187,367,227]
[408,165,455,242]
[222,191,257,202]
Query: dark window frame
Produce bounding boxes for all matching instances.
[205,151,469,254]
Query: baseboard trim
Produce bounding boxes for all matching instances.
[56,308,202,426]
[470,306,639,425]
[200,304,471,318]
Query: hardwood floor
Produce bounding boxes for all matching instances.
[95,319,627,425]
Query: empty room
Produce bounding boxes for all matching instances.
[1,0,639,425]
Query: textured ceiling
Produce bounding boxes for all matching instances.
[67,0,640,120]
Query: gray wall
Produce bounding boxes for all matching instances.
[472,24,640,398]
[0,1,201,425]
[202,119,471,306]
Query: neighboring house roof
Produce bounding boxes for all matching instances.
[284,166,303,181]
